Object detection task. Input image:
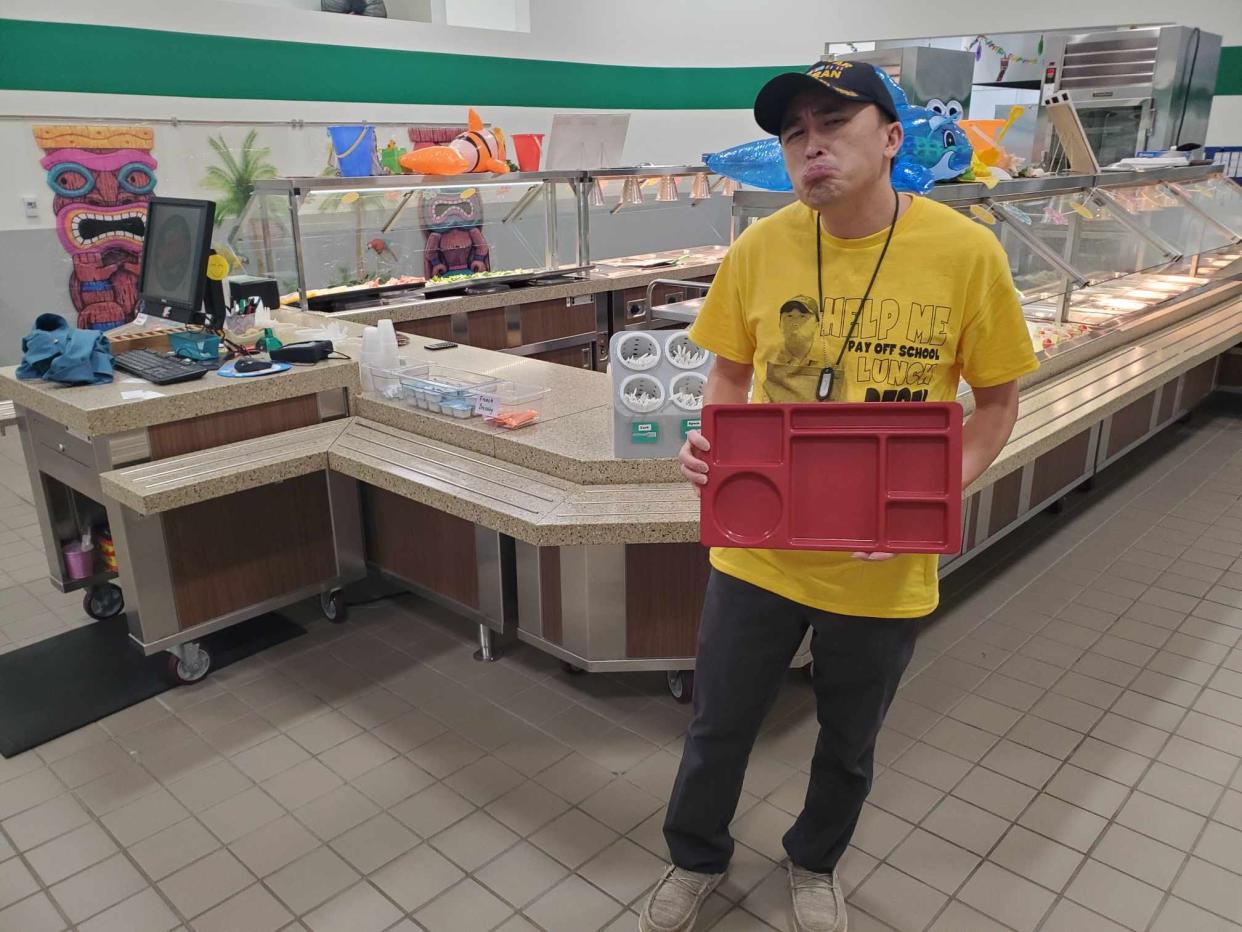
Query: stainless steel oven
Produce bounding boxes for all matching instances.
[1037,26,1221,169]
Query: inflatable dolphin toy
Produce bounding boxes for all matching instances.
[706,65,972,195]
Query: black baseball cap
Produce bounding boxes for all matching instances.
[754,60,899,136]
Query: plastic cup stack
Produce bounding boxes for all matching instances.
[360,326,379,391]
[376,319,400,369]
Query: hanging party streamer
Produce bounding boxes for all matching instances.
[969,35,1043,65]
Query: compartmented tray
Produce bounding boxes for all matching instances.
[700,403,963,554]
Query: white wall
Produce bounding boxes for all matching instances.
[1,0,1233,164]
[5,0,1236,65]
[1,0,1235,227]
[244,0,320,10]
[444,0,527,31]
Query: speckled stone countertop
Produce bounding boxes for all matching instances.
[330,418,698,546]
[0,358,359,438]
[351,334,682,485]
[300,246,727,328]
[101,420,347,514]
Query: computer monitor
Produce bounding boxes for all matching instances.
[136,197,216,325]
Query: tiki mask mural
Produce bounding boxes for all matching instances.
[416,188,490,280]
[34,125,158,331]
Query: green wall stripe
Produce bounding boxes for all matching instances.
[0,19,797,109]
[0,19,1238,106]
[1220,45,1242,96]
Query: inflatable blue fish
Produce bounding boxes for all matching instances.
[706,65,972,195]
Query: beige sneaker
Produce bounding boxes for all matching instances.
[789,863,847,932]
[639,866,724,932]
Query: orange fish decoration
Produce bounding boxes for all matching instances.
[399,109,510,176]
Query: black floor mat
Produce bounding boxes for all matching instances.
[0,613,305,758]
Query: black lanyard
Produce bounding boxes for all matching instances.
[814,190,901,401]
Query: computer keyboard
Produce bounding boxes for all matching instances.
[113,349,214,385]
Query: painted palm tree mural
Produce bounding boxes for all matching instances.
[201,130,282,279]
[200,130,278,225]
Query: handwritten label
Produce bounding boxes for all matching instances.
[474,393,502,418]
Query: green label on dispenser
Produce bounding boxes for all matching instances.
[631,421,660,443]
[680,418,701,439]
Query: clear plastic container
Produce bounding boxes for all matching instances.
[474,381,551,429]
[372,363,427,401]
[399,365,499,415]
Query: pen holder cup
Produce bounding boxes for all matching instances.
[63,542,95,580]
[225,314,257,336]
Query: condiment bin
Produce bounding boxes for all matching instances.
[476,381,551,429]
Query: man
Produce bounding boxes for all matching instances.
[767,297,821,402]
[640,61,1037,932]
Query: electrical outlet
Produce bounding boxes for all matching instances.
[21,196,38,219]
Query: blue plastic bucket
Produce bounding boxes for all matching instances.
[329,126,376,177]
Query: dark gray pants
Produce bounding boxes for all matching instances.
[664,569,920,874]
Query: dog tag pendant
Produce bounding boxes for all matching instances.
[816,367,835,401]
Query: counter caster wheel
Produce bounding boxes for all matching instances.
[320,589,347,624]
[561,661,586,676]
[1046,497,1065,515]
[167,643,212,686]
[83,584,124,621]
[667,670,694,704]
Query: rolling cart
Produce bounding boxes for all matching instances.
[15,405,364,685]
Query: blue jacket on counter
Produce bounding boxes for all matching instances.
[16,314,114,386]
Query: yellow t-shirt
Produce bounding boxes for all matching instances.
[688,195,1038,618]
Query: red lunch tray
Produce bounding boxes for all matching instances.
[699,403,964,554]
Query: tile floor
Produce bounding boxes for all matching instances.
[1,402,1242,931]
